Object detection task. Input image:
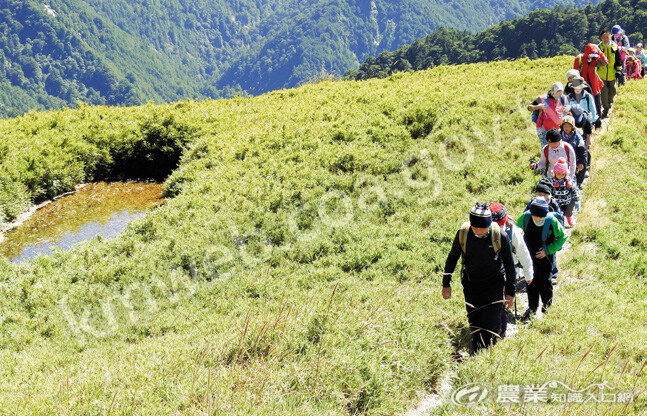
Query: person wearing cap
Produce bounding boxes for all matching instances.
[525,178,565,284]
[560,116,587,186]
[636,43,647,78]
[530,128,576,182]
[566,77,597,146]
[442,203,516,354]
[612,25,631,86]
[598,28,623,118]
[526,178,564,218]
[517,198,567,320]
[575,43,608,128]
[528,83,570,147]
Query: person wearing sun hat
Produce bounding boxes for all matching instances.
[517,198,567,320]
[567,77,597,146]
[528,82,570,147]
[560,115,587,186]
[442,203,516,354]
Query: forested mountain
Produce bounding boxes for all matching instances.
[0,0,602,117]
[346,0,646,80]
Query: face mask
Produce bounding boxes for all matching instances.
[533,218,546,227]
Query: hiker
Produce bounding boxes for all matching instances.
[525,178,565,284]
[526,178,564,219]
[566,76,597,147]
[612,25,631,86]
[626,54,643,80]
[490,203,533,338]
[560,115,587,187]
[550,157,580,228]
[517,198,567,320]
[574,43,608,128]
[598,28,623,119]
[442,203,516,354]
[564,69,593,96]
[528,83,570,147]
[637,44,647,78]
[530,128,576,182]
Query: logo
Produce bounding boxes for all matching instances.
[451,384,489,405]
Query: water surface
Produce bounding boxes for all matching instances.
[0,182,164,262]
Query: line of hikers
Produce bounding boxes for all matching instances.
[441,26,641,355]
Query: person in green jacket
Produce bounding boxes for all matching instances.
[517,198,567,320]
[597,28,623,119]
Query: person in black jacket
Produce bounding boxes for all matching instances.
[442,203,516,354]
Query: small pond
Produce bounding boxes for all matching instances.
[0,182,164,263]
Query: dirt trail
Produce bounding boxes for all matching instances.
[406,117,612,416]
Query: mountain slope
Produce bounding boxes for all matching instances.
[0,0,603,117]
[1,56,643,414]
[346,0,646,80]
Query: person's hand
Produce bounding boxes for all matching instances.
[577,163,584,172]
[505,295,514,309]
[535,249,546,259]
[442,287,451,299]
[526,278,533,285]
[530,162,537,170]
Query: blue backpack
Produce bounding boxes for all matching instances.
[522,212,555,251]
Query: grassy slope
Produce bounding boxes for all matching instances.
[444,81,647,415]
[0,56,642,414]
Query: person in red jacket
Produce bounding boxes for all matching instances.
[574,43,608,129]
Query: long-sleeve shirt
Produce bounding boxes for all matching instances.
[551,177,579,209]
[568,90,598,122]
[443,226,516,304]
[536,141,577,182]
[502,222,534,282]
[516,213,567,256]
[561,130,587,169]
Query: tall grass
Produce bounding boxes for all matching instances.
[1,56,631,414]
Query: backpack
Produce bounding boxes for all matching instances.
[522,212,555,251]
[542,142,573,171]
[458,222,502,280]
[531,97,550,123]
[458,221,501,255]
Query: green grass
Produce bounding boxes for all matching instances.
[441,80,647,415]
[0,56,642,414]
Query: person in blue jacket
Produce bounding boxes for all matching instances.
[567,76,598,147]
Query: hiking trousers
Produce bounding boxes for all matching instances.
[527,255,554,312]
[600,80,617,117]
[465,300,504,354]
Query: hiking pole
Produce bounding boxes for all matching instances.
[514,296,518,319]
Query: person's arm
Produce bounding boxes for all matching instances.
[615,48,623,72]
[516,213,527,229]
[566,144,577,181]
[575,142,586,170]
[528,96,544,111]
[535,145,547,171]
[512,226,534,283]
[443,230,462,288]
[588,93,598,121]
[546,217,567,254]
